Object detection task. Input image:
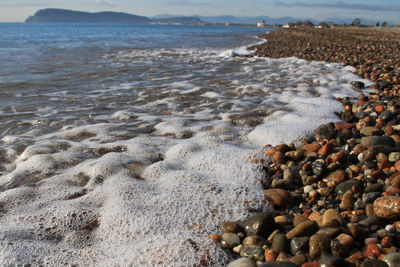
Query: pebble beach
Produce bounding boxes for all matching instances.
[213,27,400,267]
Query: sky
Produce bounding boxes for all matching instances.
[0,0,399,23]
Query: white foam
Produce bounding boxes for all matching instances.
[0,49,373,265]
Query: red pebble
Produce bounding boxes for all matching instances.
[380,160,393,170]
[382,236,393,248]
[302,262,319,267]
[375,105,384,113]
[318,143,334,157]
[334,121,354,131]
[363,243,382,259]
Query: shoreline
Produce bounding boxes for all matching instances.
[212,28,400,266]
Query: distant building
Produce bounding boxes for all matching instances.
[282,24,290,28]
[225,22,230,26]
[257,20,265,27]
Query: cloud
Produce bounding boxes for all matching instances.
[167,0,216,7]
[96,0,115,7]
[274,1,400,12]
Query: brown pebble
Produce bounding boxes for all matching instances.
[340,192,354,210]
[265,189,293,208]
[321,209,343,227]
[309,233,330,259]
[327,169,347,186]
[208,234,221,243]
[273,151,286,164]
[286,220,319,240]
[331,233,353,257]
[220,221,239,233]
[302,143,321,155]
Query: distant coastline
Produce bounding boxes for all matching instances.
[25,8,206,26]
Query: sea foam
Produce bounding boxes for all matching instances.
[0,47,373,265]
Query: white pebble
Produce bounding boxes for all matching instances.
[304,185,313,194]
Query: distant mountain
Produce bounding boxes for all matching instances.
[26,9,151,24]
[151,17,205,25]
[154,14,390,26]
[25,9,206,25]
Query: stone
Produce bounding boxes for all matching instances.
[334,121,354,131]
[331,233,353,257]
[351,81,365,89]
[335,179,364,195]
[290,236,309,255]
[370,136,395,148]
[272,234,289,253]
[240,245,265,262]
[374,196,400,220]
[360,259,388,267]
[319,251,348,266]
[361,126,380,136]
[264,249,278,262]
[327,170,347,186]
[221,221,239,233]
[363,243,382,259]
[275,215,290,226]
[221,233,241,248]
[321,209,343,227]
[293,214,309,226]
[309,233,330,259]
[273,151,286,164]
[286,150,304,161]
[347,224,370,241]
[286,220,319,239]
[265,189,293,208]
[242,235,268,247]
[383,252,400,267]
[314,124,335,141]
[312,160,327,177]
[259,262,297,267]
[316,227,342,237]
[290,254,307,266]
[380,110,393,122]
[227,258,257,267]
[340,192,354,210]
[239,213,276,237]
[303,143,321,155]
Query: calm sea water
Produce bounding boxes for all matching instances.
[0,23,369,265]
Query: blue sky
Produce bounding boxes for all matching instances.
[0,0,399,23]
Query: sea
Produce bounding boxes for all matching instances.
[0,23,372,265]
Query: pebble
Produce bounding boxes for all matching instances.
[330,233,353,257]
[327,170,347,186]
[290,236,309,255]
[335,179,364,195]
[382,252,400,267]
[240,245,265,262]
[264,189,293,208]
[221,221,239,233]
[272,234,289,253]
[321,209,343,227]
[227,257,257,267]
[360,259,389,267]
[222,233,241,248]
[216,28,400,267]
[309,233,330,259]
[374,196,400,219]
[239,214,276,237]
[286,220,318,240]
[259,262,297,267]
